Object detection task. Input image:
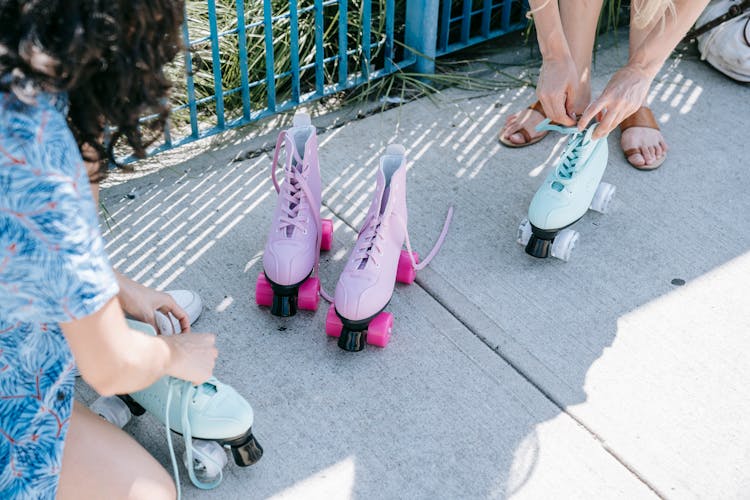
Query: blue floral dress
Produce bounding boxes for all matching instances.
[0,91,119,499]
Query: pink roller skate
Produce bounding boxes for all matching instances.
[256,112,333,317]
[325,145,453,351]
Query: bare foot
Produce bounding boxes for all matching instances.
[499,106,547,146]
[621,126,668,169]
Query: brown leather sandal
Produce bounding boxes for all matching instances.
[619,107,667,171]
[498,101,549,148]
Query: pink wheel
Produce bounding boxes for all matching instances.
[255,273,273,306]
[366,312,393,347]
[395,250,419,284]
[298,277,320,311]
[325,305,343,337]
[320,219,333,251]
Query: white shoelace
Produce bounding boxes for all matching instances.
[165,379,224,499]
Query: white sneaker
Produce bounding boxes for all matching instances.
[154,289,203,335]
[75,290,204,377]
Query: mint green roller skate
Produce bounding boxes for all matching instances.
[517,119,615,261]
[90,320,262,495]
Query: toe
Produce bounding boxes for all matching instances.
[510,132,527,145]
[627,151,647,167]
[644,146,656,164]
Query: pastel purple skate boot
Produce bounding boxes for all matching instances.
[325,145,453,351]
[256,112,333,316]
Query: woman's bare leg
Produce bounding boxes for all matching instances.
[621,3,669,167]
[58,401,176,500]
[500,0,604,145]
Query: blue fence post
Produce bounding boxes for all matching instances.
[405,0,440,74]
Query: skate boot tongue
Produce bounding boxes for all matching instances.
[279,132,312,237]
[355,167,393,270]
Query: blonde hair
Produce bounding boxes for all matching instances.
[631,0,676,30]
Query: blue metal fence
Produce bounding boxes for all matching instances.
[150,0,527,154]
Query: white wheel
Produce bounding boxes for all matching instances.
[517,218,532,246]
[550,229,579,262]
[589,182,616,214]
[91,396,131,428]
[183,439,228,482]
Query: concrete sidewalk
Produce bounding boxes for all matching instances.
[78,38,750,499]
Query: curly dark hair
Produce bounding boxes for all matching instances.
[0,0,184,181]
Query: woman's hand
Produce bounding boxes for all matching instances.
[116,272,190,333]
[162,332,218,386]
[579,64,653,139]
[537,54,580,126]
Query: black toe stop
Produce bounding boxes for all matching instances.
[338,328,367,352]
[271,294,297,317]
[231,432,264,467]
[525,234,552,259]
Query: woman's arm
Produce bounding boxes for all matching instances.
[528,0,580,125]
[61,297,217,396]
[580,0,711,137]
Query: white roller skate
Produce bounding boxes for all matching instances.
[517,119,615,261]
[90,320,262,494]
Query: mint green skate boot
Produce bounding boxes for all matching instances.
[517,119,616,261]
[90,320,262,495]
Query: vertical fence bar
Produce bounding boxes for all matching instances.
[384,0,395,72]
[338,0,348,86]
[181,19,199,138]
[406,0,439,74]
[482,0,492,37]
[439,0,451,53]
[263,0,277,111]
[460,0,472,44]
[501,0,512,30]
[207,0,225,129]
[362,0,372,79]
[314,0,325,95]
[289,0,301,102]
[235,0,251,120]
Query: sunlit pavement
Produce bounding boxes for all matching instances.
[78,39,750,499]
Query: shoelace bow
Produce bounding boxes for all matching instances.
[354,206,454,272]
[165,379,224,499]
[535,119,590,188]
